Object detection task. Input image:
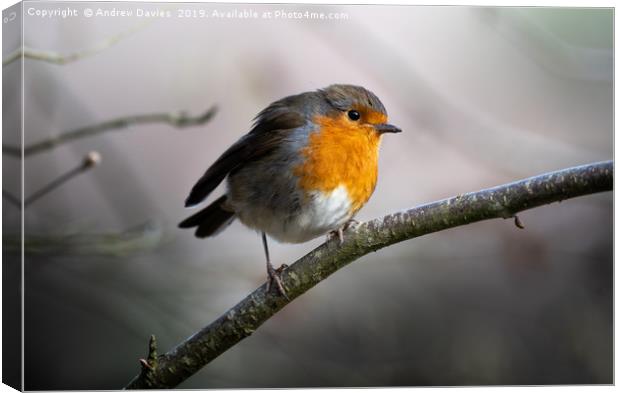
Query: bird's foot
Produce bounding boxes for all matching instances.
[328,219,360,245]
[267,262,289,300]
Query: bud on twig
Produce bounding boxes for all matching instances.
[83,151,102,168]
[25,151,103,207]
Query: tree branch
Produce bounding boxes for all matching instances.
[3,221,165,257]
[125,160,613,389]
[3,19,151,67]
[3,106,217,157]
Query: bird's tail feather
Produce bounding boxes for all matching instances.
[178,195,236,238]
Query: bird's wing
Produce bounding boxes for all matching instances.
[184,105,306,207]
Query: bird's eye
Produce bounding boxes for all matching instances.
[348,110,361,121]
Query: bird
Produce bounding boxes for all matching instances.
[179,84,401,298]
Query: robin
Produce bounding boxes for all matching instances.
[179,84,401,297]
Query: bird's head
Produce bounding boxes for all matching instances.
[319,84,402,137]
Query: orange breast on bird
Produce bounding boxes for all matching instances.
[293,114,383,214]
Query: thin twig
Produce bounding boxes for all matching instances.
[3,19,151,67]
[24,151,101,207]
[138,335,158,376]
[3,221,165,257]
[514,215,525,229]
[3,107,217,157]
[124,160,613,389]
[2,189,20,208]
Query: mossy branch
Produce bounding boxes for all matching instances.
[125,160,613,389]
[3,106,217,157]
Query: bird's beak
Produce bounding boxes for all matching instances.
[375,123,402,134]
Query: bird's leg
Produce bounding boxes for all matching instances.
[328,218,360,245]
[262,232,289,299]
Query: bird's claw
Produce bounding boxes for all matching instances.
[267,263,289,300]
[328,219,360,245]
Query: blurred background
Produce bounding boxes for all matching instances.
[2,3,612,389]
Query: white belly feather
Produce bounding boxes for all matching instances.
[235,184,353,244]
[288,185,352,242]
